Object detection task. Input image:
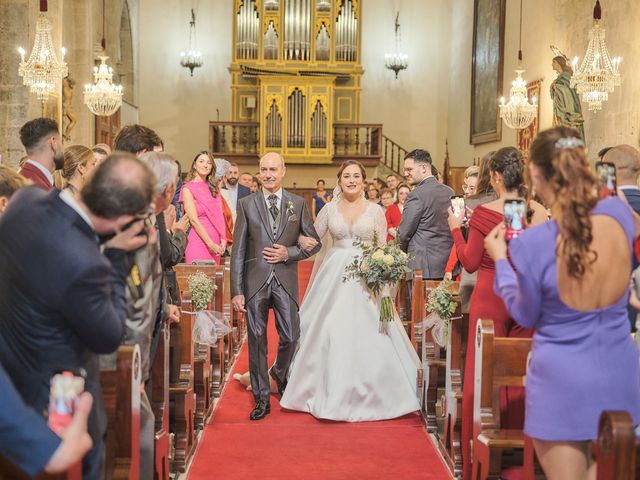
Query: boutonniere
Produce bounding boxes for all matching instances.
[286,200,295,216]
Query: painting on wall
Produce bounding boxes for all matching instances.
[517,79,542,159]
[470,0,506,145]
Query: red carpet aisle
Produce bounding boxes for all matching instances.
[188,260,451,480]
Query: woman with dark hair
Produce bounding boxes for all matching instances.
[485,127,640,479]
[366,183,380,204]
[181,151,227,264]
[311,179,332,221]
[447,146,547,480]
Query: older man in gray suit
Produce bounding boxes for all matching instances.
[398,149,453,279]
[231,152,321,420]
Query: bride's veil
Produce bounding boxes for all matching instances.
[302,185,341,301]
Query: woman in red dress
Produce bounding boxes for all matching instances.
[385,184,410,242]
[447,147,547,480]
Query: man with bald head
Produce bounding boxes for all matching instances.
[231,152,321,420]
[604,145,640,331]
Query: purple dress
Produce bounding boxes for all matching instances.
[494,197,640,441]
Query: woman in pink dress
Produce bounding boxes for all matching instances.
[181,151,227,264]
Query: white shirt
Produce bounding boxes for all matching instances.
[262,188,283,211]
[225,184,239,212]
[24,159,54,186]
[59,188,95,230]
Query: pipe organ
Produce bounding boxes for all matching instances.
[231,0,363,163]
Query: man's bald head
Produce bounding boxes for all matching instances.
[81,152,156,219]
[259,152,286,193]
[603,145,640,186]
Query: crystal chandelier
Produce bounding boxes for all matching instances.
[571,0,621,111]
[180,9,203,76]
[17,2,68,102]
[84,57,123,116]
[83,0,123,116]
[384,13,408,79]
[499,0,537,130]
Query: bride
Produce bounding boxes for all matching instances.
[237,160,420,421]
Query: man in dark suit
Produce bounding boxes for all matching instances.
[224,162,252,213]
[398,149,454,279]
[17,118,64,190]
[604,145,640,331]
[0,153,155,479]
[231,152,321,420]
[0,364,93,476]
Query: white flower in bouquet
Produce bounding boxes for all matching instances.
[372,249,385,261]
[382,254,394,266]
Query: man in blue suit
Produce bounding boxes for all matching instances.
[604,145,640,332]
[0,364,93,476]
[0,153,155,479]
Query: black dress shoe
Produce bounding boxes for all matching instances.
[249,400,271,420]
[269,368,287,396]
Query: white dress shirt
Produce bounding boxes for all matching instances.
[24,159,54,187]
[226,185,239,212]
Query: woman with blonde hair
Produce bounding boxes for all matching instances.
[62,145,98,195]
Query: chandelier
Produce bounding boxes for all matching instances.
[384,13,408,79]
[84,57,123,116]
[180,9,203,76]
[83,0,123,116]
[499,0,537,130]
[17,2,68,102]
[571,0,621,111]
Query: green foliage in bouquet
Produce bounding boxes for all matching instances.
[426,279,458,321]
[342,231,411,295]
[187,271,217,312]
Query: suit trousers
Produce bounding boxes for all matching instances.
[246,279,300,402]
[140,389,155,480]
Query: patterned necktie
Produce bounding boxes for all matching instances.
[268,194,279,222]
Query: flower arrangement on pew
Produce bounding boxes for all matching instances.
[424,280,458,347]
[187,272,231,346]
[343,232,411,335]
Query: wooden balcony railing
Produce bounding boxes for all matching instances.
[332,123,382,162]
[381,135,408,176]
[209,121,259,162]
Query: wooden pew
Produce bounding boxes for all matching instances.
[174,263,226,400]
[472,319,531,480]
[438,289,464,477]
[101,345,141,480]
[169,293,195,473]
[412,271,460,434]
[594,410,640,480]
[151,324,171,480]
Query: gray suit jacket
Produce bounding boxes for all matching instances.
[231,190,321,305]
[398,176,454,279]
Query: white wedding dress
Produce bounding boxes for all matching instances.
[280,201,421,422]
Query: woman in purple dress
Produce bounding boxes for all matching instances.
[485,126,640,479]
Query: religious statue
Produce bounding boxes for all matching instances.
[550,50,585,141]
[62,75,77,142]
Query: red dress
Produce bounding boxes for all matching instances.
[451,205,532,480]
[385,203,402,242]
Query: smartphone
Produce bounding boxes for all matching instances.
[48,369,86,435]
[504,199,526,241]
[450,195,466,222]
[595,161,617,198]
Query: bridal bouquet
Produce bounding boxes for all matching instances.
[342,232,411,334]
[424,279,458,347]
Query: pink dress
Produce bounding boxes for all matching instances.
[181,182,226,264]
